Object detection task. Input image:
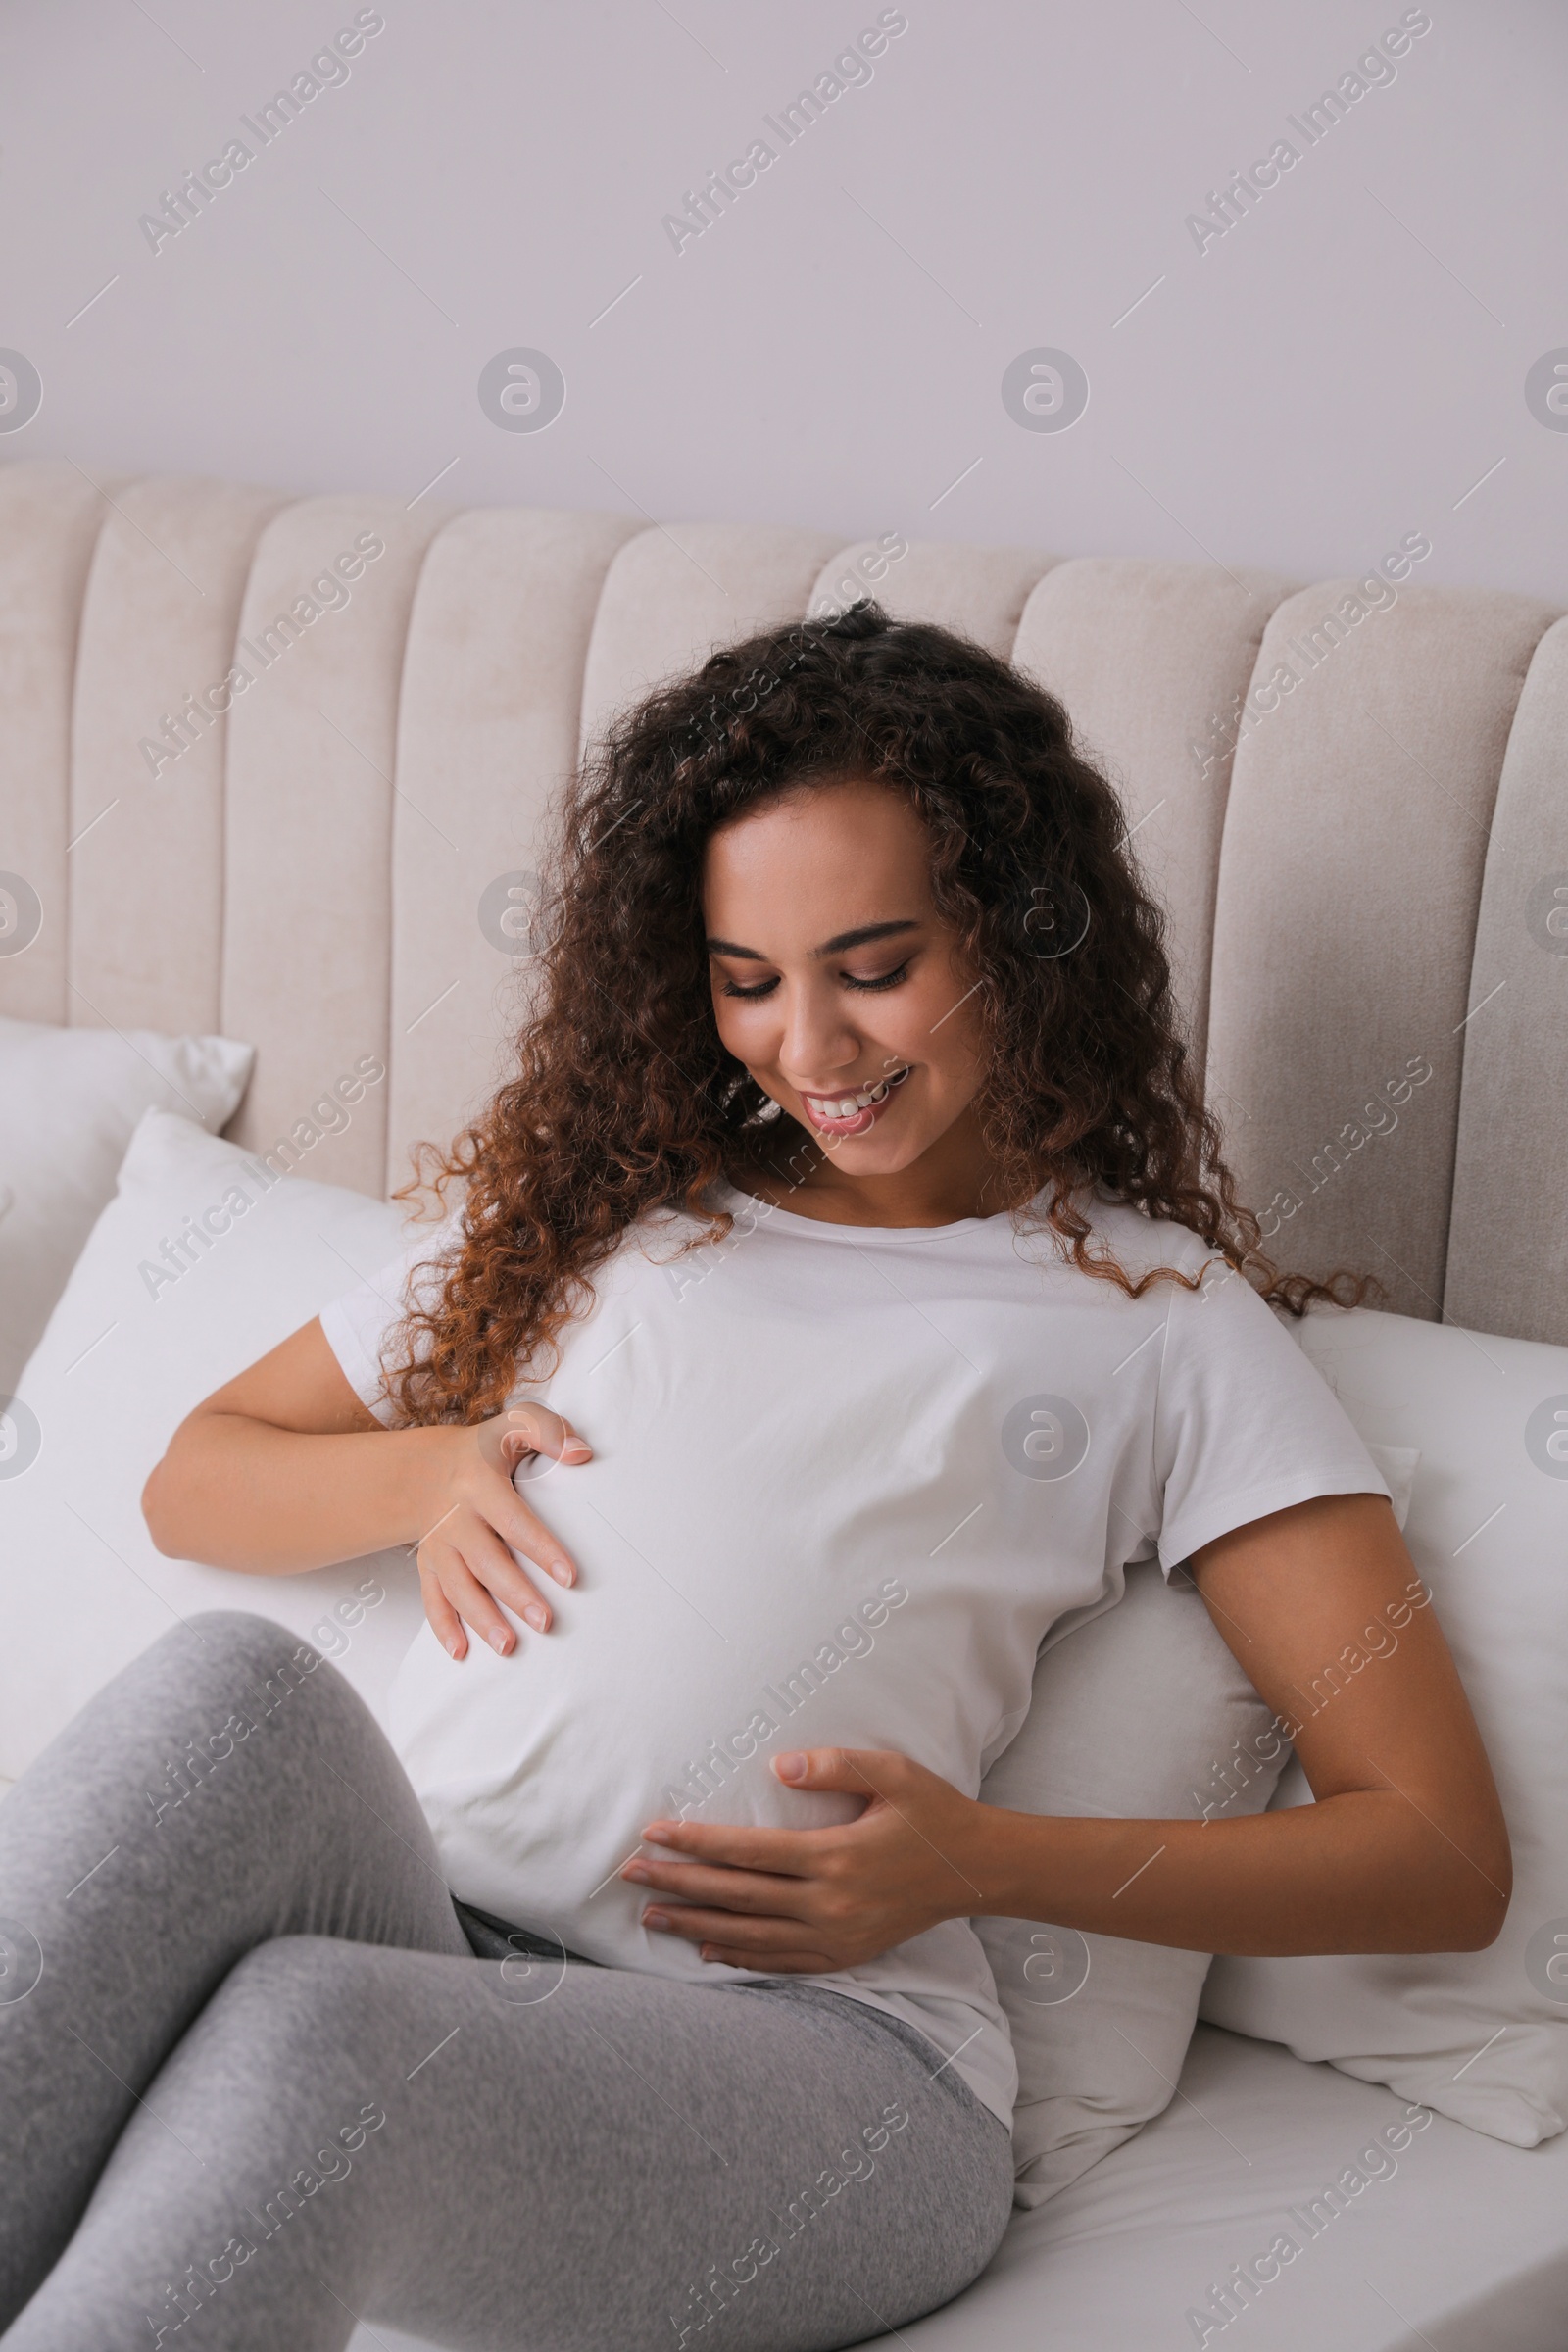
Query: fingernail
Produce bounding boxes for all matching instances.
[522,1605,549,1633]
[546,1561,574,1587]
[775,1751,807,1782]
[643,1908,670,1930]
[564,1441,591,1458]
[445,1636,462,1658]
[622,1863,650,1883]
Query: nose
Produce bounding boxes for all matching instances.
[778,975,862,1086]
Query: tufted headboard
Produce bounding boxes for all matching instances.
[2,460,1564,1345]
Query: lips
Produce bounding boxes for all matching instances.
[798,1064,911,1137]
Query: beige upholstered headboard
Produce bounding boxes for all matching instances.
[2,460,1564,1345]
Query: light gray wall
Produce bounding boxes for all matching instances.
[2,0,1564,600]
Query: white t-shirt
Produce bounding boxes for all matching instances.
[319,1184,1388,2129]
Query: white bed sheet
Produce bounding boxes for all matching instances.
[902,2024,1568,2352]
[349,2025,1568,2352]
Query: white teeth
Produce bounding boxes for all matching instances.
[809,1067,908,1121]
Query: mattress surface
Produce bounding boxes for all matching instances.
[349,2024,1568,2352]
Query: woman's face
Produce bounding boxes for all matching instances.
[702,778,991,1194]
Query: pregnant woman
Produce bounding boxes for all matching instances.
[1,606,1507,2351]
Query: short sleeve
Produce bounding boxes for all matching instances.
[1152,1263,1391,1571]
[318,1213,463,1426]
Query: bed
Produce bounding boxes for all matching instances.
[2,460,1565,2349]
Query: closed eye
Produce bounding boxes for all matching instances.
[720,960,911,1001]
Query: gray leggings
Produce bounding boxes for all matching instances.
[0,1612,1012,2351]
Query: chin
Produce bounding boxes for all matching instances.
[807,1124,934,1175]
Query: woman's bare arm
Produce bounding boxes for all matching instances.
[142,1319,591,1660]
[145,1319,431,1572]
[964,1490,1511,1954]
[616,1494,1512,1970]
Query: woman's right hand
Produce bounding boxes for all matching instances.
[412,1405,593,1660]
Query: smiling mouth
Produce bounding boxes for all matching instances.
[798,1064,912,1136]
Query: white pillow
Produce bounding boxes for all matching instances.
[1201,1306,1568,2149]
[976,1559,1289,2205]
[976,1433,1417,2209]
[0,1014,254,1395]
[0,1108,429,1780]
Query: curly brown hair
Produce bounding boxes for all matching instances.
[383,602,1367,1426]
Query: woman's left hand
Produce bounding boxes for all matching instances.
[620,1747,990,1972]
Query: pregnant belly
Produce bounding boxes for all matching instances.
[387,1506,924,1971]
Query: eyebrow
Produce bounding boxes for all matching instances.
[704,919,921,962]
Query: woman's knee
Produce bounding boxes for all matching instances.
[95,1610,324,1738]
[10,1615,344,1850]
[154,1608,325,1700]
[217,1933,381,2036]
[81,1941,406,2307]
[116,1609,373,1769]
[176,1936,404,2117]
[155,1937,472,2230]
